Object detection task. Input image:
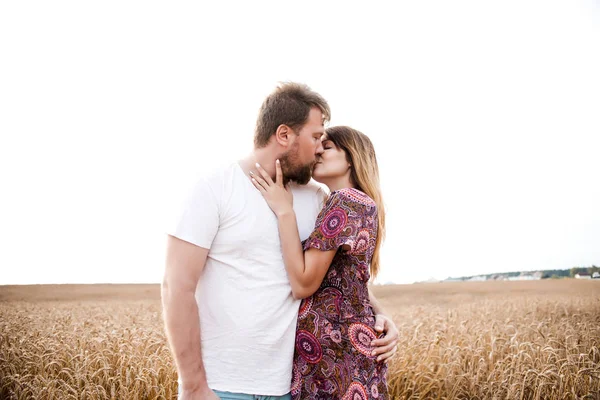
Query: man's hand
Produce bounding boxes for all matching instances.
[179,385,219,400]
[371,314,399,362]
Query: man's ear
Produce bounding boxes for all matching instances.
[275,124,292,147]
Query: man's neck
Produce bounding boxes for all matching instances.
[239,150,278,181]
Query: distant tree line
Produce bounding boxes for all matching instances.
[568,265,599,277]
[445,265,599,281]
[540,269,570,279]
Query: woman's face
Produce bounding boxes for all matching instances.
[312,136,351,182]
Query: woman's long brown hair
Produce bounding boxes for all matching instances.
[324,126,386,279]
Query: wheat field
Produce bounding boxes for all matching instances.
[1,280,599,399]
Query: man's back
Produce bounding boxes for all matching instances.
[169,162,325,395]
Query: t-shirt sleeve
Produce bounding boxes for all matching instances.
[167,176,220,250]
[303,191,363,252]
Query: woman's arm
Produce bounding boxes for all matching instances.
[250,161,337,299]
[276,210,337,299]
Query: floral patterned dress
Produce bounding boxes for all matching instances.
[291,188,388,400]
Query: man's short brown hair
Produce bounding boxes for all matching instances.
[254,82,331,148]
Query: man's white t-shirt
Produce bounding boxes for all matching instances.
[168,162,326,396]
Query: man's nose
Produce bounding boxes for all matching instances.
[315,141,324,156]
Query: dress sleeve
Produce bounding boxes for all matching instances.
[302,191,364,252]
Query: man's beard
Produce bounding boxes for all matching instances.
[279,145,315,185]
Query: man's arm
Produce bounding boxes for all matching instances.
[369,287,399,362]
[161,235,218,399]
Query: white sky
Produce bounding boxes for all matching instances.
[1,1,599,285]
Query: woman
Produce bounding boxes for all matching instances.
[250,126,388,400]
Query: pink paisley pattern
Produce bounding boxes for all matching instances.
[298,296,313,320]
[321,208,348,238]
[342,382,369,400]
[353,229,371,254]
[349,323,378,356]
[292,188,388,399]
[291,365,302,394]
[295,330,323,364]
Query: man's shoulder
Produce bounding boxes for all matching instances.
[202,161,238,178]
[191,162,238,185]
[181,162,239,202]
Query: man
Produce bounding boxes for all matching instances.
[162,83,398,400]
